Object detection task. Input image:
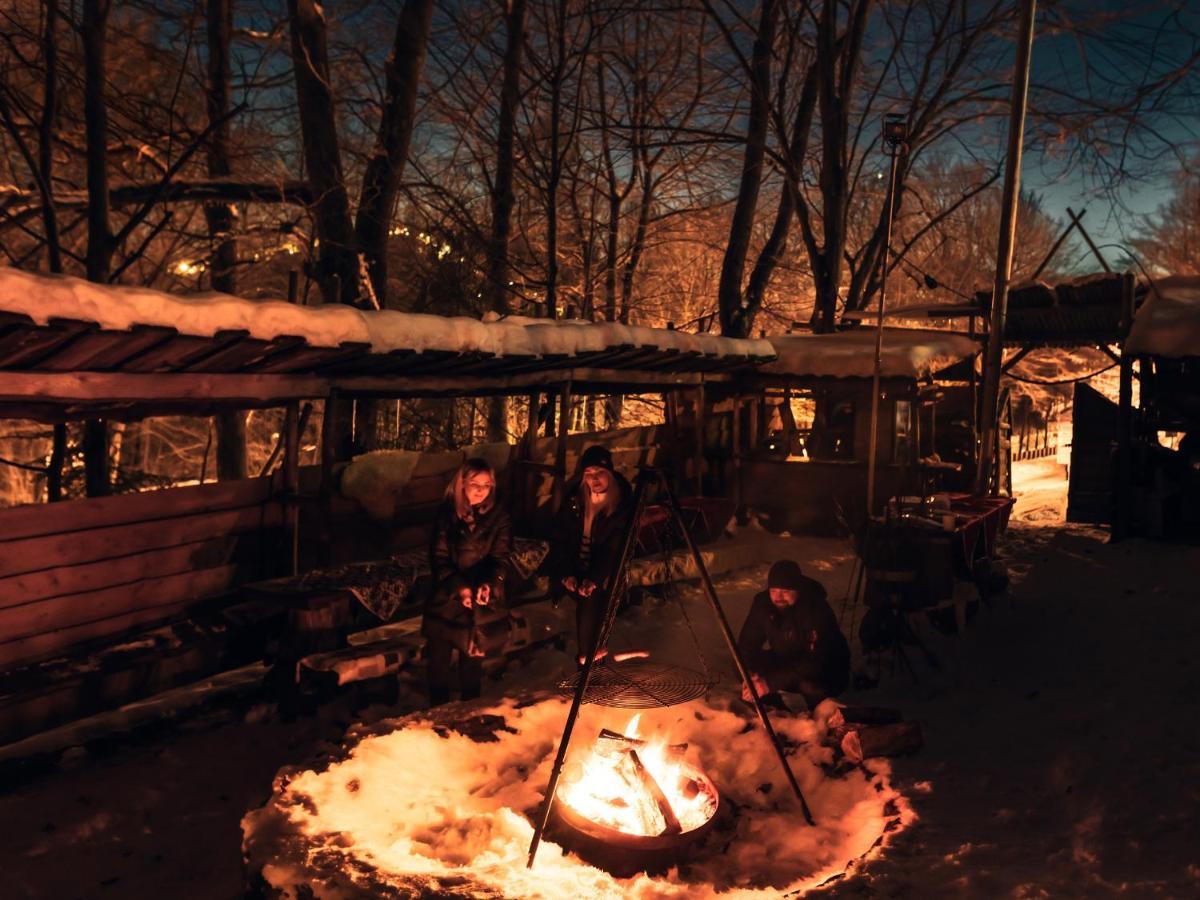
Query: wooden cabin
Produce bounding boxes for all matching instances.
[706,328,983,533]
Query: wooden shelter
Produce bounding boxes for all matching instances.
[0,268,772,743]
[1118,275,1200,537]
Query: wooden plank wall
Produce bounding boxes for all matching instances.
[0,478,281,671]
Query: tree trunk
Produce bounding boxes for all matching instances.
[486,0,528,319]
[543,0,570,321]
[288,0,359,306]
[619,160,653,325]
[716,0,778,338]
[354,0,435,303]
[744,63,818,327]
[82,0,113,496]
[807,0,873,333]
[486,0,528,442]
[204,0,248,481]
[40,2,67,498]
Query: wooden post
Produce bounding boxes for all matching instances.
[319,390,338,565]
[1114,271,1136,541]
[518,392,538,524]
[552,382,572,513]
[749,390,761,451]
[284,400,300,575]
[732,396,743,513]
[693,383,705,496]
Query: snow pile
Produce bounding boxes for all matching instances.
[0,267,773,362]
[241,694,911,899]
[0,266,369,348]
[763,328,979,380]
[1126,275,1200,358]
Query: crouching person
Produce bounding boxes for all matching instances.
[548,445,633,666]
[737,560,850,711]
[422,458,512,706]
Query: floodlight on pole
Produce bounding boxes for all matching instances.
[865,113,908,521]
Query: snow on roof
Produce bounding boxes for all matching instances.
[0,267,773,361]
[1126,275,1200,358]
[762,327,980,379]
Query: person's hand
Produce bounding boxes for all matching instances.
[466,637,485,658]
[741,673,770,702]
[475,583,491,606]
[578,579,597,597]
[562,576,578,593]
[459,586,474,609]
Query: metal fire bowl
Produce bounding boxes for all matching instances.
[548,780,725,878]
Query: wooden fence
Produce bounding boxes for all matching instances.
[0,478,282,671]
[1014,445,1057,462]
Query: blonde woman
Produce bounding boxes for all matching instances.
[421,458,512,705]
[547,445,633,666]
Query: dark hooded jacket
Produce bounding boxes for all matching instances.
[737,575,850,697]
[546,470,634,593]
[422,498,512,635]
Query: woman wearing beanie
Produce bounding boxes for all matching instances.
[421,458,513,705]
[547,444,633,666]
[737,559,850,711]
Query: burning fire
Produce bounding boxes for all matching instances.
[557,714,719,837]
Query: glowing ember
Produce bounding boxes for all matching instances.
[557,714,719,837]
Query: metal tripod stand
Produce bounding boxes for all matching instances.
[526,467,815,869]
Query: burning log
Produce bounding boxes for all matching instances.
[628,748,683,836]
[598,727,688,754]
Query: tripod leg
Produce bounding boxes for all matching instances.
[655,470,816,826]
[526,474,651,868]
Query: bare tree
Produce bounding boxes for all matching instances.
[205,0,247,480]
[710,0,780,338]
[1129,163,1199,276]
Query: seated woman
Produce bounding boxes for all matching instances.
[737,559,850,711]
[548,445,633,666]
[421,458,512,706]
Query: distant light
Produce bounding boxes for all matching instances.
[174,260,205,277]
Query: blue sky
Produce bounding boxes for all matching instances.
[1021,1,1198,262]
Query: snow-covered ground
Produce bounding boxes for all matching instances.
[2,468,1198,898]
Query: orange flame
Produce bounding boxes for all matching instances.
[557,716,718,837]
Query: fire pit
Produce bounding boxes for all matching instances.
[242,694,913,898]
[549,715,723,876]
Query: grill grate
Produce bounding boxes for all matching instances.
[557,659,715,708]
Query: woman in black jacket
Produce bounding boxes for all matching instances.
[547,445,633,665]
[422,458,512,705]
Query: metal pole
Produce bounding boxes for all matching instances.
[656,469,816,825]
[976,0,1038,495]
[865,126,906,519]
[526,474,651,868]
